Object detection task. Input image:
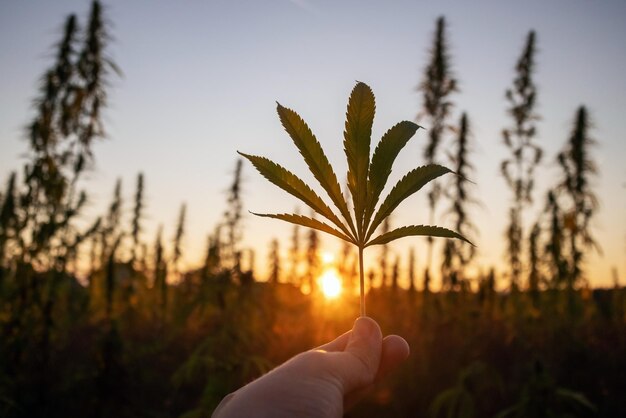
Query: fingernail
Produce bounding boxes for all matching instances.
[353,317,376,340]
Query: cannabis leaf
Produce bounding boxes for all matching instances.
[239,81,472,316]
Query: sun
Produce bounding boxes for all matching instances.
[321,251,335,265]
[319,268,342,299]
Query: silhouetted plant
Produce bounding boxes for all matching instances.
[423,268,432,295]
[268,238,280,284]
[379,216,391,287]
[417,16,459,269]
[172,203,186,277]
[202,226,222,281]
[556,106,599,288]
[501,31,541,290]
[478,267,496,308]
[16,0,118,271]
[544,190,568,287]
[391,256,400,291]
[241,248,256,283]
[497,361,595,418]
[0,173,17,266]
[367,268,375,289]
[105,235,122,320]
[100,179,123,266]
[288,208,301,285]
[223,159,244,277]
[153,225,167,319]
[88,233,100,278]
[65,214,100,271]
[305,216,320,294]
[442,112,477,288]
[15,18,120,403]
[431,361,503,418]
[75,1,119,149]
[240,82,469,316]
[408,247,416,292]
[528,222,541,303]
[130,172,144,265]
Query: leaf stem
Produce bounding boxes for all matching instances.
[359,245,365,317]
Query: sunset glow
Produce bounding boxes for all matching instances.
[319,268,342,299]
[1,2,625,416]
[321,252,336,265]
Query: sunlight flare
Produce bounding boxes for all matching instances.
[321,251,335,265]
[319,268,342,299]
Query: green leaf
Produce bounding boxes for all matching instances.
[367,121,421,221]
[276,103,356,236]
[238,152,352,238]
[430,388,459,418]
[251,212,354,244]
[366,164,452,240]
[556,389,596,411]
[241,82,475,318]
[366,224,472,247]
[494,405,520,418]
[344,82,375,238]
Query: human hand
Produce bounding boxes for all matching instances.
[212,316,410,417]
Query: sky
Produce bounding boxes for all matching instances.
[1,0,625,288]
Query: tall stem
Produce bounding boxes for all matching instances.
[359,246,365,317]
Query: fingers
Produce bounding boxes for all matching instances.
[212,392,237,417]
[375,334,410,380]
[315,319,409,401]
[335,317,383,392]
[343,334,410,410]
[316,329,352,352]
[214,322,408,418]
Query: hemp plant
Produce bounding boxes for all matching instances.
[240,82,470,316]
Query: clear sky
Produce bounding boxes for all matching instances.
[1,0,625,287]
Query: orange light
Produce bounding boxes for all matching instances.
[321,251,335,265]
[319,268,342,299]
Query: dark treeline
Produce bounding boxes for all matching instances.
[0,3,624,418]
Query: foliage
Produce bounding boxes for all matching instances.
[496,361,596,418]
[8,0,117,270]
[0,6,620,418]
[379,216,391,287]
[268,238,280,284]
[501,31,542,289]
[417,16,459,269]
[172,203,187,276]
[240,82,469,315]
[543,190,568,287]
[527,222,542,301]
[418,16,458,170]
[408,247,417,291]
[288,209,301,285]
[223,159,244,276]
[430,361,503,418]
[441,113,477,289]
[556,107,599,287]
[305,216,320,293]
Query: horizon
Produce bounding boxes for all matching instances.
[1,0,625,288]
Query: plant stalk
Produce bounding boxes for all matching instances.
[359,246,365,317]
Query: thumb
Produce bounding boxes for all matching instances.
[336,316,383,393]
